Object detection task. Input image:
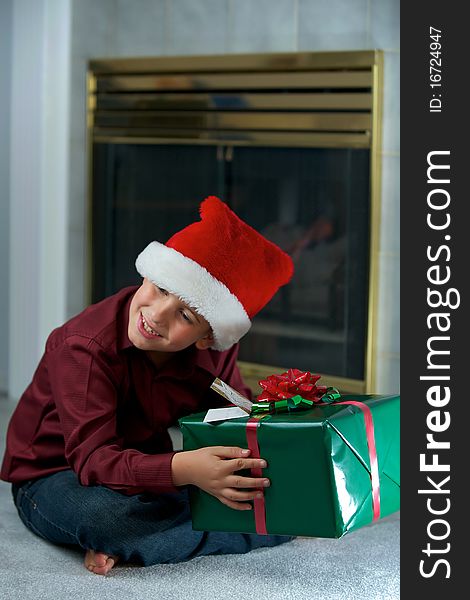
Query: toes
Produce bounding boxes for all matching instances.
[105,557,116,572]
[84,550,119,575]
[93,552,107,568]
[91,566,109,576]
[85,550,106,568]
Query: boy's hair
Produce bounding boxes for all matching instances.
[136,196,294,351]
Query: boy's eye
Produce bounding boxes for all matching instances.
[157,286,169,296]
[180,311,192,323]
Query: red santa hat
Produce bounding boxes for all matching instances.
[135,196,294,351]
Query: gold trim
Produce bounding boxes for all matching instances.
[365,53,384,393]
[94,110,372,132]
[89,50,379,74]
[92,132,370,149]
[91,50,375,143]
[96,92,373,111]
[96,71,372,92]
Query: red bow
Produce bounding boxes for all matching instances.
[257,369,327,402]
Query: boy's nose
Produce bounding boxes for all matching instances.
[147,295,176,325]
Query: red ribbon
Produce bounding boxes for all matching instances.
[334,401,381,521]
[258,368,327,403]
[246,416,268,535]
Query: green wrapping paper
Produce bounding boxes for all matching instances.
[178,394,400,538]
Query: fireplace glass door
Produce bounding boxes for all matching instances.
[92,141,370,381]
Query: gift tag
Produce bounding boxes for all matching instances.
[203,406,248,423]
[210,378,253,413]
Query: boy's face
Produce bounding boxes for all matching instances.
[128,278,214,354]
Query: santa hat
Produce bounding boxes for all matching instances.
[135,196,294,351]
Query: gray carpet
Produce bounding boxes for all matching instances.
[0,397,399,599]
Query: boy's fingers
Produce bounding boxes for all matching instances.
[228,475,270,489]
[226,457,268,472]
[223,488,265,502]
[210,446,251,459]
[218,496,253,511]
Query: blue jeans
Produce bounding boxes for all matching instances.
[11,470,293,566]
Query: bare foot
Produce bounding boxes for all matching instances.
[84,549,119,575]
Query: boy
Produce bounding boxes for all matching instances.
[1,196,294,575]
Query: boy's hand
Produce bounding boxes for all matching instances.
[171,447,270,511]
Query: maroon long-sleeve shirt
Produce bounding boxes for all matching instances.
[0,286,252,495]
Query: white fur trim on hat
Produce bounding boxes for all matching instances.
[135,242,251,351]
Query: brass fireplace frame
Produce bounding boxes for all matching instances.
[87,50,383,394]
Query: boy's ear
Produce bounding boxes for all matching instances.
[195,332,214,350]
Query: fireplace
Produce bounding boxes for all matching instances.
[87,50,383,394]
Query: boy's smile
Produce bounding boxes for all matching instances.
[139,312,163,339]
[128,278,214,356]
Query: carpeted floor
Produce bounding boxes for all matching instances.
[0,397,399,599]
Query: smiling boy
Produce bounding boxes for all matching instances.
[1,196,294,575]
[129,279,215,362]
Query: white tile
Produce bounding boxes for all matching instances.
[229,0,296,53]
[66,228,88,318]
[68,138,87,230]
[375,354,400,394]
[69,57,88,145]
[370,0,400,50]
[298,0,368,51]
[379,154,400,256]
[71,0,117,58]
[115,0,166,56]
[381,50,400,154]
[168,0,228,55]
[375,254,400,356]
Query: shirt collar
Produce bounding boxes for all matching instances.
[139,344,221,380]
[193,347,222,378]
[158,345,221,379]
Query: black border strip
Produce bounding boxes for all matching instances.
[401,2,467,595]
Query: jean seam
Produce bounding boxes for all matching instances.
[21,489,77,542]
[16,501,53,542]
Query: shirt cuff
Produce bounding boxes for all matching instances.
[133,451,180,494]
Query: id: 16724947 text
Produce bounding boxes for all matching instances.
[429,26,442,113]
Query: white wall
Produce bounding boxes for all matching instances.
[8,0,71,399]
[0,0,13,394]
[6,0,400,398]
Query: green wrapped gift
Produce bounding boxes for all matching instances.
[179,393,400,538]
